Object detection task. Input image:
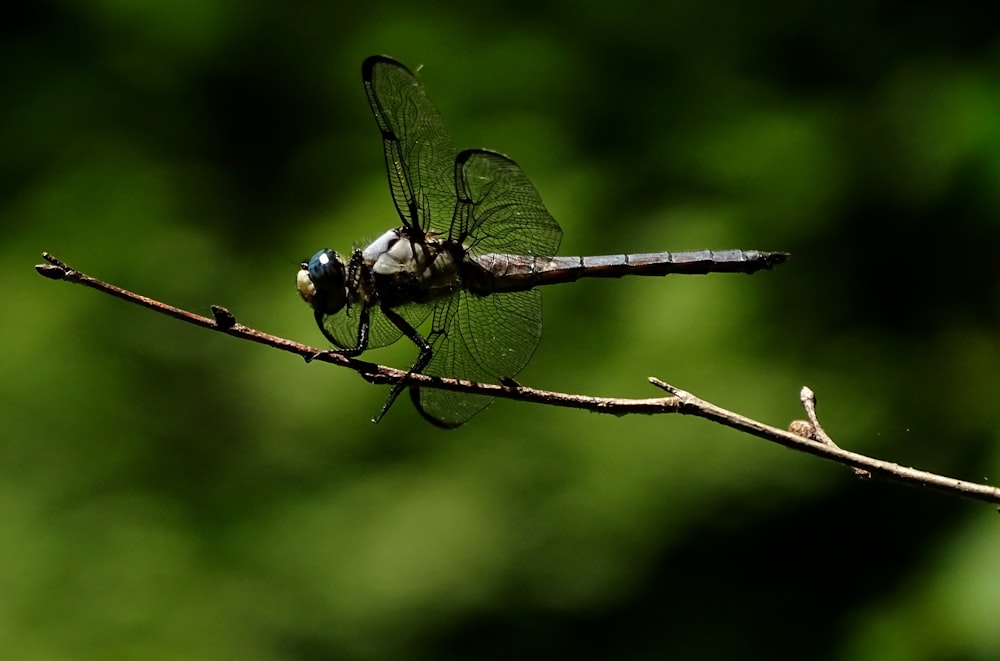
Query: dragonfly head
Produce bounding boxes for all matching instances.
[297,249,348,315]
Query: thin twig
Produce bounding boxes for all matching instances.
[649,379,995,504]
[35,252,1000,508]
[798,386,872,478]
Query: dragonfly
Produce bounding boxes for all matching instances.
[297,55,789,428]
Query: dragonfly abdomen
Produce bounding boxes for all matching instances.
[469,250,788,292]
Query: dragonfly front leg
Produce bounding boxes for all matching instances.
[374,305,432,423]
[313,305,371,357]
[343,248,366,319]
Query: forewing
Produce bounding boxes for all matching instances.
[363,56,458,236]
[411,288,543,427]
[452,149,562,257]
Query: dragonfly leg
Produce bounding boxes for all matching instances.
[373,305,432,423]
[343,248,365,318]
[307,305,371,362]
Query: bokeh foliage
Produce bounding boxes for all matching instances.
[4,1,1000,659]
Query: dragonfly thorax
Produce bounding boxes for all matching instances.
[298,249,349,315]
[362,228,461,305]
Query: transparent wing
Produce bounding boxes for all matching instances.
[451,149,563,257]
[318,302,431,351]
[411,288,543,428]
[363,55,458,236]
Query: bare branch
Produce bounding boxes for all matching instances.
[797,386,872,478]
[36,252,1000,508]
[650,379,997,505]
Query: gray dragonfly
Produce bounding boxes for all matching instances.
[297,55,788,428]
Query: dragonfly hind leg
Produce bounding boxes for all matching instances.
[374,306,432,423]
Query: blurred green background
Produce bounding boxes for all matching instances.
[4,1,1000,659]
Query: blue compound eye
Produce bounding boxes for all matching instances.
[297,249,347,315]
[308,249,341,284]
